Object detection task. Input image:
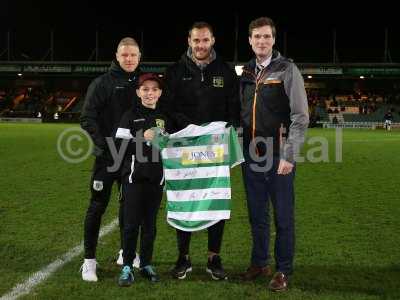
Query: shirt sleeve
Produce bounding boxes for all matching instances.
[228,126,244,168]
[150,127,170,151]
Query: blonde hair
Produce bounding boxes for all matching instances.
[117,37,139,50]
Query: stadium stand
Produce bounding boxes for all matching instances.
[1,61,400,127]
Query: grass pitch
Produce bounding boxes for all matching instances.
[0,123,399,299]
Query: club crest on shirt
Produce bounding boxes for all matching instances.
[212,134,222,143]
[155,119,165,129]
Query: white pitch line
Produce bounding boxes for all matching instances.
[0,218,118,300]
[346,138,400,142]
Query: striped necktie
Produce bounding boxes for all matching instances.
[256,65,264,77]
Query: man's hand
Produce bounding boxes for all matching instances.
[144,129,155,141]
[277,159,294,175]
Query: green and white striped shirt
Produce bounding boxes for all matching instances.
[152,121,244,232]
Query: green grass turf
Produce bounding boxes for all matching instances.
[0,123,399,299]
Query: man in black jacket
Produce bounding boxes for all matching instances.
[80,37,141,282]
[164,21,240,280]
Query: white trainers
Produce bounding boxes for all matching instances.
[116,249,141,269]
[81,258,98,282]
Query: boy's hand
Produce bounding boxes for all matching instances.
[144,129,155,141]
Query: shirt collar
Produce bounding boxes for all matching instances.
[256,55,272,70]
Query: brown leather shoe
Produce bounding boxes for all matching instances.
[241,265,272,280]
[268,272,288,292]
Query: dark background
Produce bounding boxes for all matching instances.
[1,2,399,63]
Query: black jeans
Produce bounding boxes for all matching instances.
[176,220,225,256]
[84,158,123,259]
[122,182,163,267]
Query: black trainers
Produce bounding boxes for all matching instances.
[206,255,228,280]
[171,255,192,279]
[140,265,160,282]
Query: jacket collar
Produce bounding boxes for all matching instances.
[180,49,218,72]
[137,102,159,114]
[109,60,140,82]
[241,49,282,82]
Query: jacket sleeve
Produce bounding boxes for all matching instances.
[282,63,310,162]
[163,65,192,130]
[226,66,241,128]
[115,111,134,140]
[80,78,107,156]
[164,112,177,135]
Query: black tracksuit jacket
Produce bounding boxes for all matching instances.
[116,104,173,184]
[164,53,240,130]
[80,60,140,160]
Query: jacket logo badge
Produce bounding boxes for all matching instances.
[213,76,224,88]
[155,119,165,129]
[93,180,103,191]
[264,79,282,84]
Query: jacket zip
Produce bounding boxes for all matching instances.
[279,123,284,152]
[252,90,259,155]
[245,68,266,156]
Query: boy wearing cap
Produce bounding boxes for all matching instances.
[115,73,172,286]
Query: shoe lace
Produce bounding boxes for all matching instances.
[121,266,132,279]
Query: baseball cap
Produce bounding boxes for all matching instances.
[138,73,163,88]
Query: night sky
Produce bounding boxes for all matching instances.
[1,2,400,63]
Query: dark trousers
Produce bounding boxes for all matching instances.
[242,151,295,275]
[84,158,124,259]
[122,182,163,267]
[176,220,225,256]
